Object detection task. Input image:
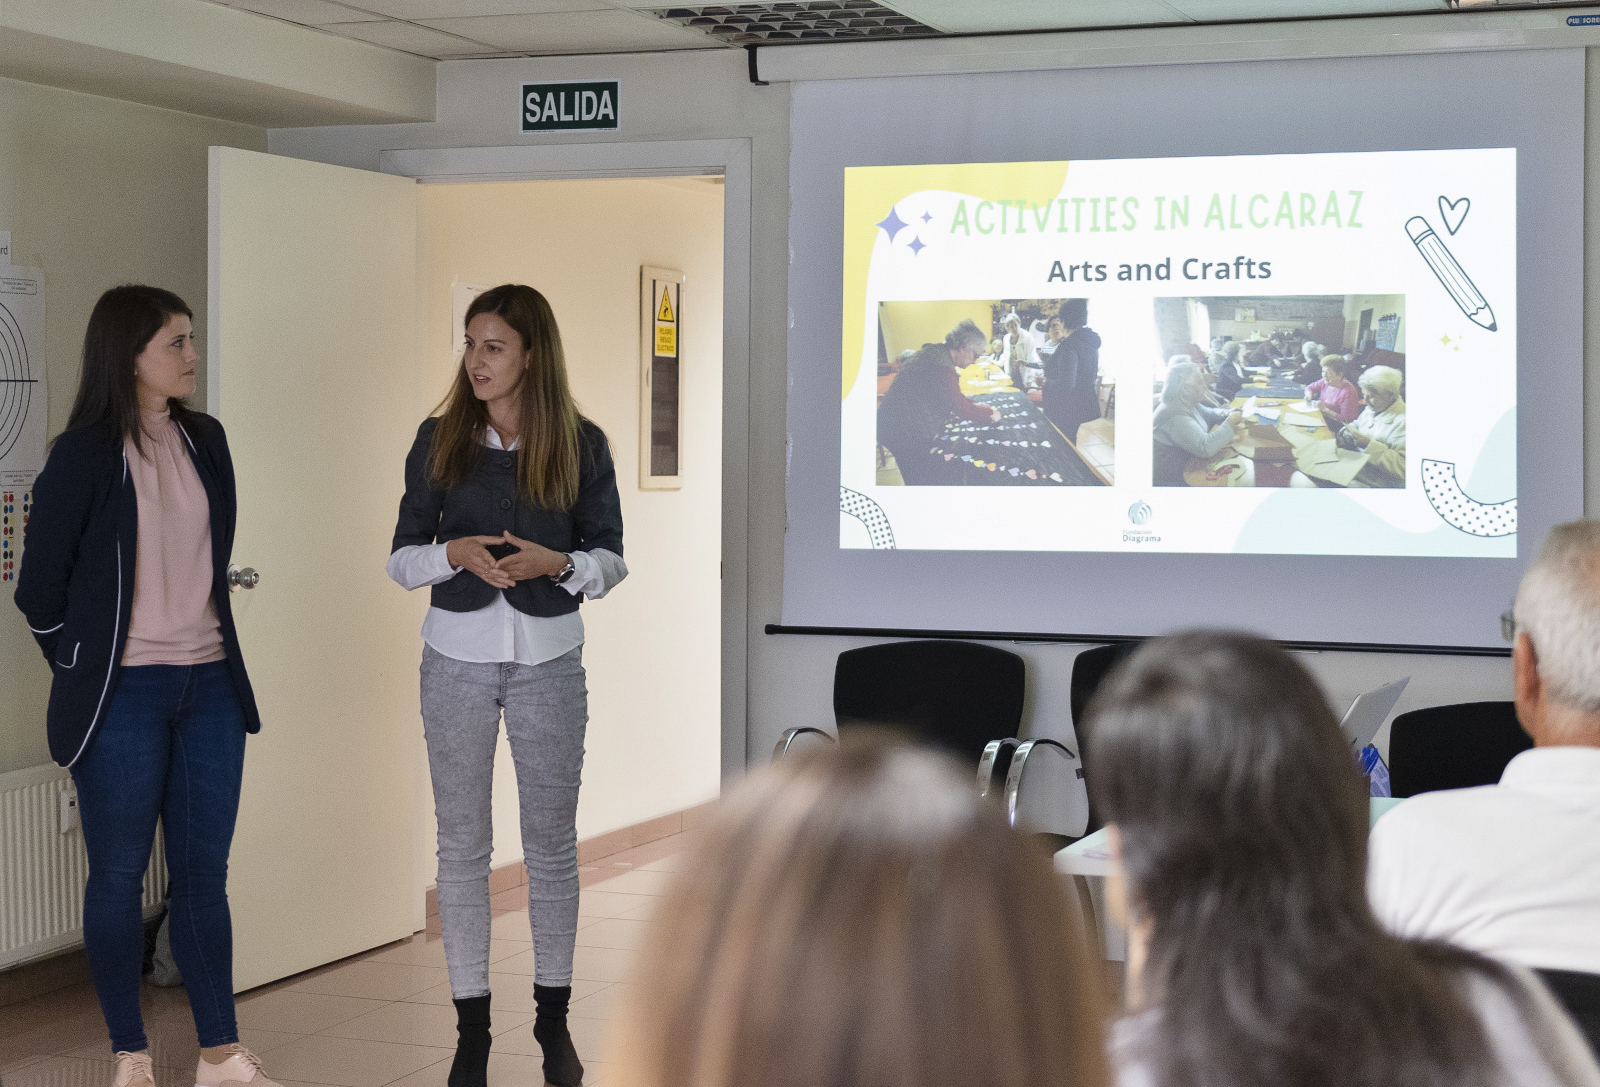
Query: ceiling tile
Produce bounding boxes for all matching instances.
[882,0,1190,33]
[416,10,717,52]
[1164,0,1438,17]
[351,0,610,17]
[224,0,379,23]
[321,17,500,56]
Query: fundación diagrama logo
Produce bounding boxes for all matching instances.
[1124,500,1160,544]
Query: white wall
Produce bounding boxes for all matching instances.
[0,76,265,776]
[266,39,1594,780]
[416,177,723,862]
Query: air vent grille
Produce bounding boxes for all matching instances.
[650,2,939,44]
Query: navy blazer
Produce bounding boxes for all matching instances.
[14,414,262,768]
[390,417,623,617]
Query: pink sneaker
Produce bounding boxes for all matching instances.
[195,1046,282,1087]
[113,1051,156,1087]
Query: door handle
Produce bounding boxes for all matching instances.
[228,565,260,591]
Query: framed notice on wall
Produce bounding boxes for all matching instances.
[640,266,684,490]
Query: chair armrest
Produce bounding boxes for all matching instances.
[977,738,1021,799]
[1004,738,1089,839]
[772,726,836,760]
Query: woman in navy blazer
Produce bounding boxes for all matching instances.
[15,286,277,1087]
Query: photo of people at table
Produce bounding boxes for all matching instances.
[1148,294,1406,489]
[874,298,1114,487]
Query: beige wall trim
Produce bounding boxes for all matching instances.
[423,800,715,915]
[0,0,435,127]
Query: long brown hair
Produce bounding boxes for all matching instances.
[427,284,584,510]
[1088,632,1517,1087]
[612,737,1109,1087]
[60,285,196,456]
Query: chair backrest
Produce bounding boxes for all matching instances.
[1387,701,1531,798]
[833,640,1025,765]
[1534,968,1600,1061]
[1069,641,1142,833]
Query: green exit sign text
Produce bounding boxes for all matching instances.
[521,81,618,131]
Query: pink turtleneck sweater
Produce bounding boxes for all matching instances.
[122,409,225,667]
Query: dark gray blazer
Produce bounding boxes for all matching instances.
[390,417,623,617]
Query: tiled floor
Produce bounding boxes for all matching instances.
[1074,417,1115,485]
[0,835,687,1087]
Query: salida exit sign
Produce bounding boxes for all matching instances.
[521,81,618,131]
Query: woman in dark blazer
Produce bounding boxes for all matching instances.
[1041,298,1103,444]
[15,286,277,1087]
[388,284,625,1087]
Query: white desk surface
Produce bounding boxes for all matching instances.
[1054,796,1406,878]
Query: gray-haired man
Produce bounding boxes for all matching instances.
[1368,521,1600,975]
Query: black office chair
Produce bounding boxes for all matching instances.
[774,639,1025,762]
[1535,968,1600,1060]
[773,640,1088,840]
[1387,701,1531,798]
[1068,641,1142,833]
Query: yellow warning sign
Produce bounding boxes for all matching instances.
[656,288,675,323]
[655,323,676,357]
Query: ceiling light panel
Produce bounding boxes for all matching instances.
[642,2,939,44]
[221,0,379,23]
[882,0,1189,32]
[325,18,499,55]
[1164,0,1439,18]
[417,9,716,51]
[352,0,612,17]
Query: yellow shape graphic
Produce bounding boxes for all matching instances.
[655,323,676,357]
[842,161,1071,400]
[657,288,675,323]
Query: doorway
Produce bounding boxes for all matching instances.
[416,175,725,875]
[207,145,741,989]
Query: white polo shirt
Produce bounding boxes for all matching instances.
[1367,746,1600,973]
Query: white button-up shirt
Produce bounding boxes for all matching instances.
[1367,745,1600,973]
[385,428,627,666]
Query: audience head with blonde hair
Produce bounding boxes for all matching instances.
[611,737,1108,1087]
[1512,520,1600,746]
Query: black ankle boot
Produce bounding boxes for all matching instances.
[448,995,492,1087]
[532,984,584,1087]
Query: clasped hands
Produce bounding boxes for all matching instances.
[446,532,568,589]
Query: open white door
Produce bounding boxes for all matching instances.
[208,146,427,990]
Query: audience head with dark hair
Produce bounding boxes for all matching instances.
[1088,631,1599,1087]
[611,736,1109,1087]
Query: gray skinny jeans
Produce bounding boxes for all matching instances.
[420,643,587,995]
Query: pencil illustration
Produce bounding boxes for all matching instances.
[1406,216,1496,331]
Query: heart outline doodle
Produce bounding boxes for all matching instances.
[1438,196,1470,235]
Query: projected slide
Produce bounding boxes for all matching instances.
[842,149,1516,557]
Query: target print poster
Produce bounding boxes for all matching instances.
[0,267,44,491]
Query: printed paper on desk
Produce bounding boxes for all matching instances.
[1296,439,1368,487]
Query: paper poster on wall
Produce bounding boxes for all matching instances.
[0,266,44,585]
[0,267,45,487]
[844,148,1515,558]
[640,266,684,490]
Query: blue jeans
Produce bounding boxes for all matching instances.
[72,661,247,1053]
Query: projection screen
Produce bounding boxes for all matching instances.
[781,48,1583,651]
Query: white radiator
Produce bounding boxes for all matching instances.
[0,762,168,969]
